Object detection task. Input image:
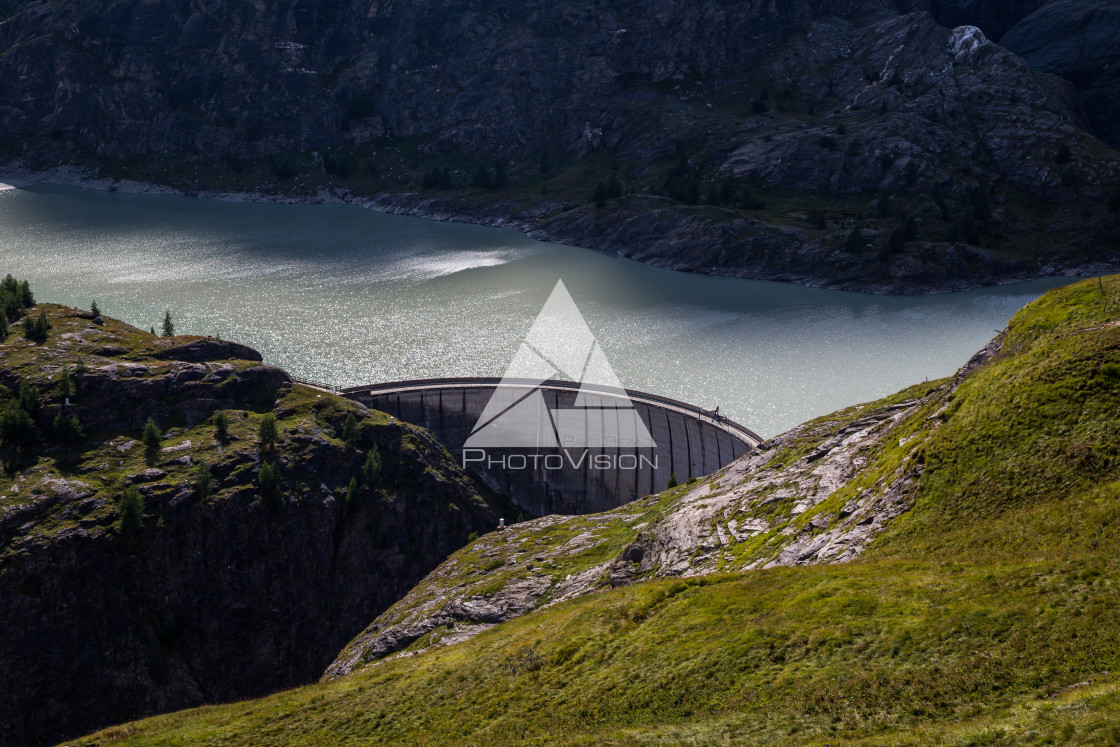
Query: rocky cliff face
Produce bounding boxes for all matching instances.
[1,1,1119,293]
[0,306,506,747]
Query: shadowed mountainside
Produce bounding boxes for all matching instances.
[2,1,1119,292]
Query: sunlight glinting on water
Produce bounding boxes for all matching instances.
[0,184,1072,437]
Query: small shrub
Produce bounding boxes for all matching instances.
[213,411,230,444]
[667,474,679,489]
[467,531,480,543]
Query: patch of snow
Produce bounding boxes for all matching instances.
[950,26,990,63]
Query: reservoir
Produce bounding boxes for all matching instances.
[0,183,1070,437]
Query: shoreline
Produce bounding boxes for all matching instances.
[0,165,1109,296]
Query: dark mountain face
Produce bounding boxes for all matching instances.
[0,0,872,158]
[1000,0,1120,151]
[0,1,1118,291]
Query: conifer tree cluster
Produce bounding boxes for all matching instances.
[1,274,43,342]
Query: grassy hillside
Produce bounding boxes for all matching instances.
[70,277,1120,746]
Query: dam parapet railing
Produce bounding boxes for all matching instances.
[337,377,763,447]
[322,377,762,516]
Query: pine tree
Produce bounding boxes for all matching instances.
[888,227,906,254]
[342,413,359,446]
[346,477,360,505]
[161,309,174,337]
[18,380,39,417]
[0,402,35,451]
[0,313,7,341]
[361,446,382,488]
[57,368,74,400]
[971,184,991,221]
[192,461,214,499]
[258,412,279,449]
[53,412,85,445]
[142,418,162,462]
[91,300,101,317]
[904,216,919,241]
[706,183,721,206]
[23,310,50,342]
[213,410,230,444]
[845,225,865,252]
[17,280,33,308]
[259,461,282,510]
[473,164,492,189]
[876,196,893,219]
[117,486,145,541]
[593,181,607,208]
[719,177,735,205]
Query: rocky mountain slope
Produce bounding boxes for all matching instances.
[72,275,1120,745]
[322,307,994,675]
[0,300,508,747]
[2,1,1119,292]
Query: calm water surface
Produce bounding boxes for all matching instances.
[0,184,1071,437]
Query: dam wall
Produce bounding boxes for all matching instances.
[340,378,762,516]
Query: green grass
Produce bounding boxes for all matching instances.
[0,303,458,554]
[64,276,1120,745]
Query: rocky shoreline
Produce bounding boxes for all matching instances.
[3,166,1115,296]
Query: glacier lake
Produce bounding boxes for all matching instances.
[0,182,1073,437]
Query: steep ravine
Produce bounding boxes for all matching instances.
[0,305,507,747]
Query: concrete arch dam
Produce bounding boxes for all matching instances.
[341,378,763,517]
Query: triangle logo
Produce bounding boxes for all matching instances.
[464,280,656,449]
